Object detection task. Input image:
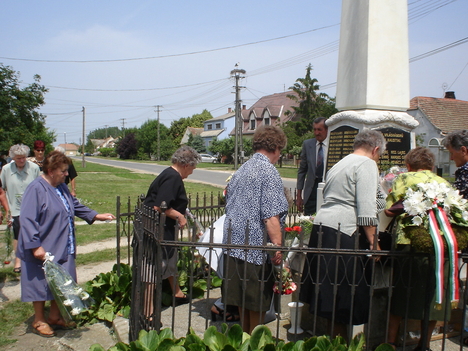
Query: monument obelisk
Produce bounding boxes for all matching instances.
[326,0,419,171]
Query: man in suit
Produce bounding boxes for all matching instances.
[296,117,328,215]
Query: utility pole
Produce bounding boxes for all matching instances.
[155,105,162,161]
[82,107,86,168]
[121,118,126,137]
[105,125,108,139]
[230,67,246,169]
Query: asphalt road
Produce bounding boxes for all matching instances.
[73,157,298,190]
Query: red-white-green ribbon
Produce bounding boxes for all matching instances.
[427,205,459,306]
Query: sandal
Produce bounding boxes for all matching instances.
[225,305,240,322]
[47,318,75,330]
[32,322,56,338]
[13,267,21,274]
[211,304,224,321]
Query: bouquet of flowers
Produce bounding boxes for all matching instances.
[399,181,468,306]
[43,253,94,325]
[273,266,297,295]
[186,208,205,239]
[381,166,406,194]
[401,181,468,252]
[284,226,302,247]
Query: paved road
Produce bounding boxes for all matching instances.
[73,157,298,190]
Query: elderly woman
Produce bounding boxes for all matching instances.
[443,130,468,199]
[385,147,452,350]
[27,140,46,171]
[300,129,385,340]
[144,145,201,306]
[222,125,289,333]
[17,151,115,337]
[1,144,40,273]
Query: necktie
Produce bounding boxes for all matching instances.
[316,142,324,178]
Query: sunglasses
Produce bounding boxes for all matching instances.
[35,149,45,152]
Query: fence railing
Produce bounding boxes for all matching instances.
[116,195,468,350]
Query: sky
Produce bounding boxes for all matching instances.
[2,0,467,146]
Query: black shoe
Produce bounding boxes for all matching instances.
[174,295,189,306]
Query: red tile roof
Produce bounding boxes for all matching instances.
[409,96,468,134]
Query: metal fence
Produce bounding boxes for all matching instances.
[116,195,468,350]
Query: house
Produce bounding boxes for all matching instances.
[236,91,299,138]
[58,143,80,156]
[90,136,119,152]
[407,92,468,175]
[180,127,204,145]
[200,109,235,149]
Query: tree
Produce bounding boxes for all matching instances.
[0,64,55,153]
[285,64,338,135]
[187,134,206,153]
[137,119,175,160]
[116,133,138,159]
[169,109,213,146]
[209,137,252,164]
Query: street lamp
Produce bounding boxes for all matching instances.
[64,132,67,145]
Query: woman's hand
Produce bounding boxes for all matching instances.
[94,213,116,222]
[32,246,47,261]
[271,250,282,266]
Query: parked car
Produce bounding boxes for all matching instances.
[199,153,218,163]
[84,153,92,156]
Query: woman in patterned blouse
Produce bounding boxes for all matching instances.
[222,125,289,333]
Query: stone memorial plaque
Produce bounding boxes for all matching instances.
[376,127,411,169]
[326,125,359,171]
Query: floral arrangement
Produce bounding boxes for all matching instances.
[399,181,468,306]
[401,181,468,252]
[381,166,406,194]
[273,266,297,295]
[43,253,94,325]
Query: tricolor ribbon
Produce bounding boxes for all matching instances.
[427,204,459,307]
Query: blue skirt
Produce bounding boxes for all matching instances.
[21,255,77,302]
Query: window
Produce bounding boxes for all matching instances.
[215,123,221,129]
[264,118,270,125]
[207,124,212,130]
[250,113,256,130]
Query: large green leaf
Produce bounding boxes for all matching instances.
[226,324,243,349]
[203,326,228,351]
[97,303,115,322]
[347,335,365,351]
[249,325,273,350]
[89,344,107,351]
[138,330,161,351]
[374,344,395,351]
[109,342,131,351]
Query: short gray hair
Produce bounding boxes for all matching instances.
[171,146,201,166]
[55,146,65,154]
[353,130,387,156]
[9,144,30,158]
[443,130,468,150]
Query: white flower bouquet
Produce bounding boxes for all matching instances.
[43,253,94,325]
[401,181,468,252]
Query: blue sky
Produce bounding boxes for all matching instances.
[2,0,467,145]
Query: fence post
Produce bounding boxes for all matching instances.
[116,195,121,276]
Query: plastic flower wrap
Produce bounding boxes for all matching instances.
[381,166,406,194]
[273,266,297,295]
[185,208,205,238]
[43,252,94,325]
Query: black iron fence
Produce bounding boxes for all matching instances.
[116,195,468,350]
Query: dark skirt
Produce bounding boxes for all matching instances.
[390,245,450,321]
[300,225,373,325]
[222,255,274,312]
[21,255,77,302]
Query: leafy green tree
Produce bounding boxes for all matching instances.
[87,126,121,140]
[169,109,213,146]
[209,137,252,164]
[0,64,55,153]
[137,119,175,160]
[188,134,206,153]
[285,64,337,135]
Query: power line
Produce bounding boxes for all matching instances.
[0,24,339,63]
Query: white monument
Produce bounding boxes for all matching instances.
[327,0,418,137]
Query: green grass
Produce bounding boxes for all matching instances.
[0,300,34,347]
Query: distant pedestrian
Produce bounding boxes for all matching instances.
[55,146,78,197]
[1,144,40,273]
[27,140,46,171]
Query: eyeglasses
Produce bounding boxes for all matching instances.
[35,149,45,152]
